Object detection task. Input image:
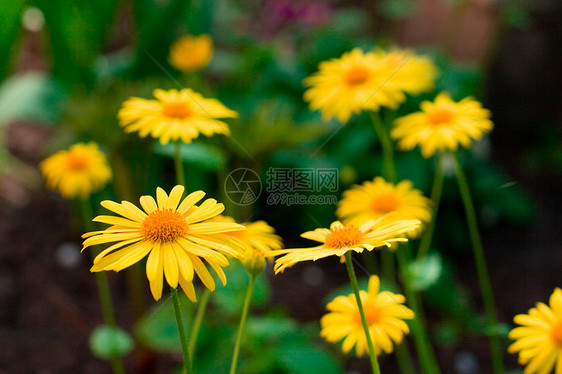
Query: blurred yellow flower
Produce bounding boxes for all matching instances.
[383,48,437,97]
[508,288,562,374]
[337,177,432,239]
[211,215,283,276]
[391,92,493,158]
[321,275,414,357]
[82,185,246,301]
[118,88,238,144]
[169,34,213,72]
[40,142,112,200]
[303,47,437,123]
[272,220,420,273]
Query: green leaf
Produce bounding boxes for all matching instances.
[131,0,187,77]
[406,253,443,291]
[274,342,344,374]
[502,4,531,29]
[433,320,462,346]
[212,261,271,316]
[425,258,474,323]
[436,64,483,100]
[378,0,416,20]
[35,0,118,88]
[245,315,297,341]
[0,0,25,79]
[135,292,195,351]
[154,141,226,171]
[469,316,511,339]
[0,72,64,126]
[89,325,134,359]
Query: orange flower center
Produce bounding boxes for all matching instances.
[354,302,382,326]
[346,67,370,86]
[162,102,192,119]
[552,322,562,347]
[371,193,400,214]
[66,154,89,171]
[427,109,454,126]
[141,208,188,242]
[324,226,363,249]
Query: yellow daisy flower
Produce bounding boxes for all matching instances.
[391,92,493,158]
[272,219,420,273]
[221,217,283,254]
[337,177,432,239]
[118,88,238,145]
[508,288,562,374]
[82,185,246,302]
[40,142,112,200]
[321,275,414,357]
[214,215,283,276]
[383,48,437,97]
[169,34,213,73]
[303,47,437,123]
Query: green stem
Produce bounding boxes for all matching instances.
[417,152,445,260]
[369,110,418,371]
[188,288,212,358]
[344,252,381,374]
[396,247,441,374]
[230,274,257,374]
[394,342,416,374]
[452,152,503,374]
[174,141,186,187]
[171,288,193,374]
[380,248,394,283]
[80,198,125,374]
[370,111,396,183]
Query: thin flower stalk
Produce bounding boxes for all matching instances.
[344,252,382,374]
[229,274,258,374]
[370,110,441,373]
[369,111,399,281]
[396,244,441,374]
[171,287,193,374]
[188,288,211,358]
[452,152,504,374]
[174,141,186,187]
[416,152,445,260]
[370,111,396,183]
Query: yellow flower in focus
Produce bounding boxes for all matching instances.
[40,142,112,200]
[321,275,414,357]
[303,47,437,123]
[272,220,420,273]
[82,185,246,301]
[118,88,238,145]
[169,34,213,73]
[391,92,493,158]
[508,288,562,374]
[337,177,432,239]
